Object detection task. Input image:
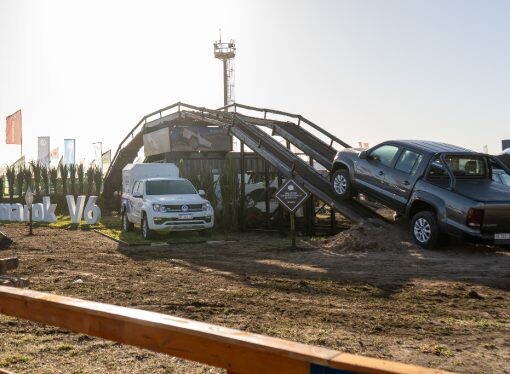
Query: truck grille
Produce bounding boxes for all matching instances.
[162,204,203,212]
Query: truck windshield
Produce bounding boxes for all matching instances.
[145,180,197,195]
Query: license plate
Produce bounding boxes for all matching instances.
[495,233,510,240]
[178,214,193,220]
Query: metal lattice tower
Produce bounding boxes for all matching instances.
[214,33,236,106]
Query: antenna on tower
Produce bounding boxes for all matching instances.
[214,32,236,107]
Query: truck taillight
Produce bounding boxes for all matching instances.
[467,208,484,228]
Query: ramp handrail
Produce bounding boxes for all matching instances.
[0,286,451,374]
[219,102,352,149]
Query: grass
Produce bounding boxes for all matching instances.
[419,343,455,357]
[0,354,32,366]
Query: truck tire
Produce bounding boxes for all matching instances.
[331,169,354,200]
[122,212,134,232]
[141,214,155,240]
[411,211,440,249]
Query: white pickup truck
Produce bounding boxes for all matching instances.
[121,164,214,239]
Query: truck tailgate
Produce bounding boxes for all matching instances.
[482,203,510,233]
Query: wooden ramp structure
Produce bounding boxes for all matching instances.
[103,102,383,224]
[0,286,451,374]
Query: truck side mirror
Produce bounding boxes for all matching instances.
[198,189,206,197]
[359,151,368,159]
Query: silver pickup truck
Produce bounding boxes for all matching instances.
[331,140,510,248]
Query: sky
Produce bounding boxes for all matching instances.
[1,0,509,167]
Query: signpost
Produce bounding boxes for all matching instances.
[275,179,309,248]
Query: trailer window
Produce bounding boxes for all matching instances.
[146,180,197,195]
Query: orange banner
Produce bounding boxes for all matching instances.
[6,110,22,145]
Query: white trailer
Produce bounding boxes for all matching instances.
[122,163,179,194]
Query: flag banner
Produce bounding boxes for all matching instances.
[50,147,60,160]
[5,110,22,145]
[92,142,102,170]
[101,149,111,165]
[64,139,76,165]
[38,137,50,166]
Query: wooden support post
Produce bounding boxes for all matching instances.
[277,173,284,236]
[264,161,270,228]
[330,206,336,234]
[290,212,296,248]
[239,142,246,232]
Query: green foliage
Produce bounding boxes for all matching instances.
[179,161,217,209]
[30,161,42,194]
[59,163,69,196]
[0,174,4,201]
[41,165,50,195]
[69,164,77,195]
[24,167,32,192]
[5,166,15,200]
[219,157,239,229]
[77,164,85,194]
[86,166,95,195]
[49,167,59,195]
[93,168,102,195]
[16,165,24,197]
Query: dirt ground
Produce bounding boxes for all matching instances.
[0,222,509,374]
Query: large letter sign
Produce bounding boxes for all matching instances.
[66,195,86,224]
[0,197,57,223]
[66,195,101,225]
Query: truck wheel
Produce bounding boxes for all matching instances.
[331,169,354,199]
[122,212,134,232]
[141,214,154,240]
[411,211,440,249]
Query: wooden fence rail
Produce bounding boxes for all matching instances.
[0,286,451,374]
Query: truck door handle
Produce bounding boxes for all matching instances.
[378,171,384,176]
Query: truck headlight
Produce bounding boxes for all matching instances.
[202,202,211,211]
[153,204,163,212]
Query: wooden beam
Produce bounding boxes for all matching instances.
[0,286,451,374]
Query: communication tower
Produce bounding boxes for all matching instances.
[214,31,236,106]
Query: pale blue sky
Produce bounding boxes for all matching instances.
[1,0,509,166]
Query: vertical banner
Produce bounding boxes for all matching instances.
[92,142,102,171]
[101,150,111,176]
[64,139,76,165]
[5,110,22,145]
[38,136,50,166]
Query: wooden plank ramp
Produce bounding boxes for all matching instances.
[0,286,452,374]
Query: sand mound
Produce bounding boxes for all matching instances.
[321,219,417,252]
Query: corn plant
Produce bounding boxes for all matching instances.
[69,164,77,195]
[219,157,239,229]
[6,166,15,200]
[24,167,33,192]
[41,165,50,195]
[0,175,4,202]
[16,166,24,198]
[59,164,69,196]
[93,167,102,195]
[49,167,58,195]
[77,164,85,194]
[86,166,95,195]
[30,161,42,194]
